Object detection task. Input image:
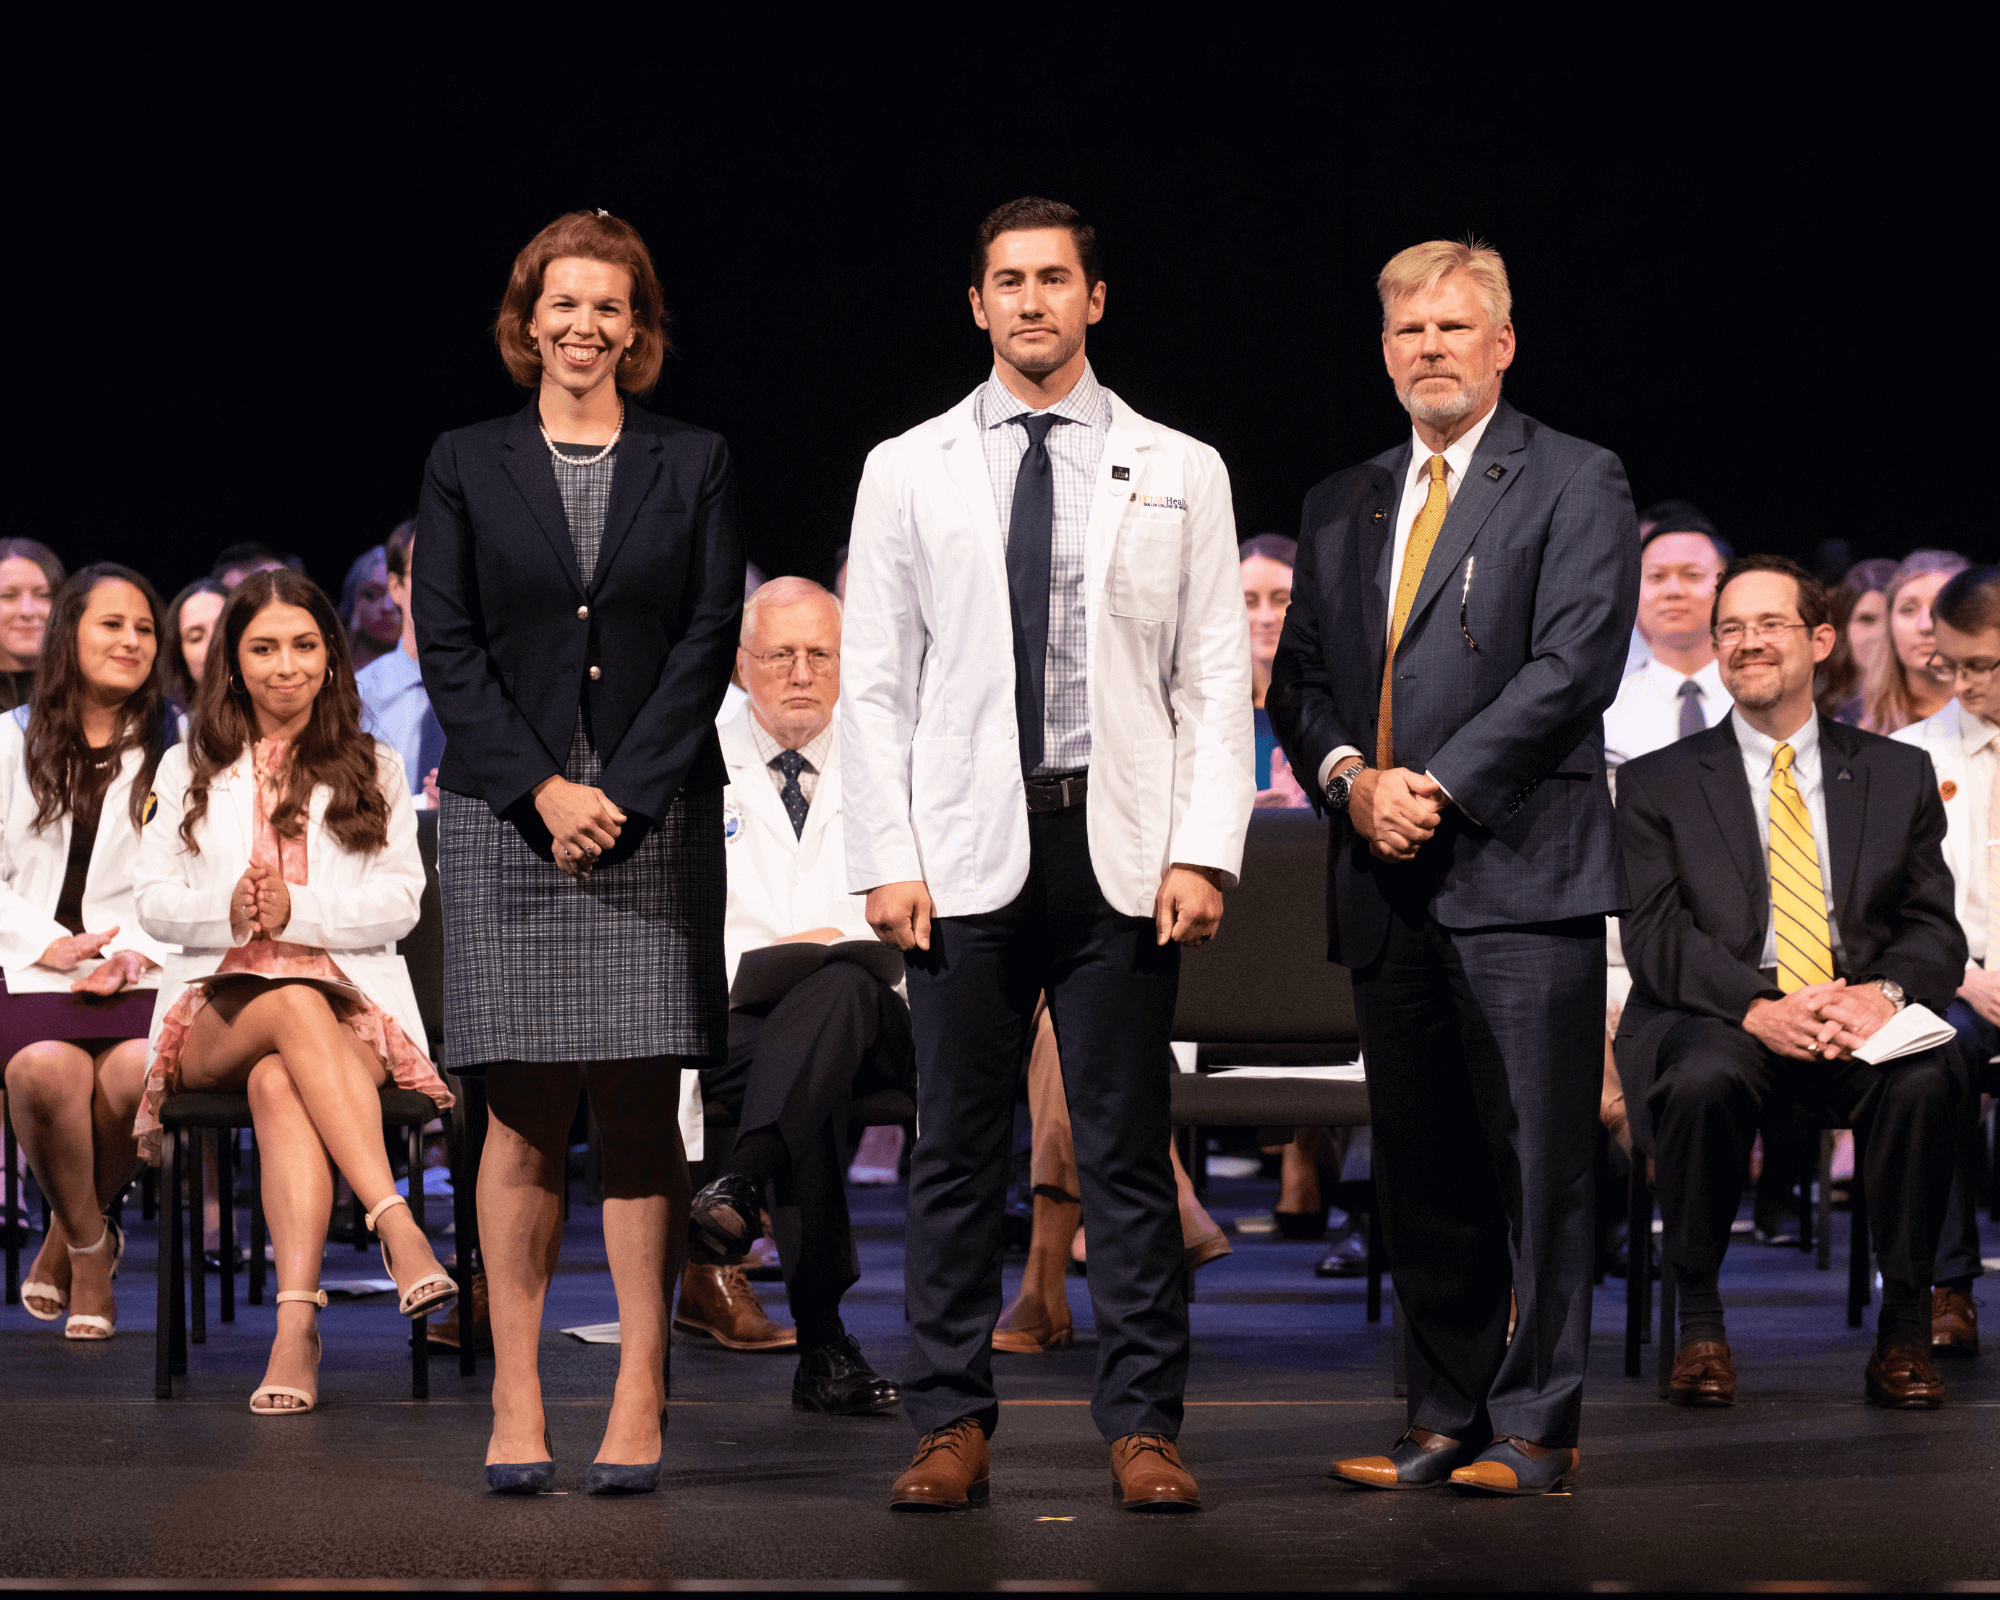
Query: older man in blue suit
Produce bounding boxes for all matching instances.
[1269,239,1639,1497]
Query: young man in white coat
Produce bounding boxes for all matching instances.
[841,197,1255,1513]
[685,576,910,1415]
[1890,562,2000,1356]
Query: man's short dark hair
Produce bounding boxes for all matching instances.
[971,197,1100,290]
[1712,553,1829,633]
[384,519,416,582]
[210,541,291,583]
[1640,521,1732,567]
[1933,564,2000,634]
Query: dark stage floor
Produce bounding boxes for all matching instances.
[1,1171,1994,1590]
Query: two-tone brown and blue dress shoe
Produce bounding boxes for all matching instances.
[1329,1428,1473,1490]
[1449,1436,1579,1496]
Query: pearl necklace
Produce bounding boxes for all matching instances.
[540,402,625,466]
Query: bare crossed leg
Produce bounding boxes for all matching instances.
[481,1059,690,1469]
[180,981,450,1410]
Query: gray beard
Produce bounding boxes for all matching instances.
[1397,374,1495,429]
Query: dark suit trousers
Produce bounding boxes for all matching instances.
[702,963,913,1326]
[1354,906,1605,1450]
[902,805,1184,1442]
[1647,1015,1962,1289]
[1937,999,1995,1284]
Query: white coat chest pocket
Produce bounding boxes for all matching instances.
[1108,506,1184,623]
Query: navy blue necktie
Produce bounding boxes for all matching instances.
[772,749,810,837]
[1006,413,1064,775]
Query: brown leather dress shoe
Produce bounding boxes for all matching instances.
[1110,1434,1201,1512]
[1865,1338,1945,1409]
[1668,1339,1738,1406]
[992,1291,1074,1354]
[428,1268,491,1353]
[889,1419,990,1511]
[673,1263,797,1351]
[1931,1286,1979,1358]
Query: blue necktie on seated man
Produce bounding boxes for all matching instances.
[1006,413,1065,776]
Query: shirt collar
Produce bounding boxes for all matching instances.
[748,710,835,772]
[1732,704,1819,774]
[1953,699,2000,755]
[1407,401,1498,490]
[1641,654,1724,696]
[366,649,424,690]
[977,362,1110,431]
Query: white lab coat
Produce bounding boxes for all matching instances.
[840,384,1255,917]
[1,707,175,993]
[720,706,875,988]
[134,741,431,1062]
[1893,698,1992,962]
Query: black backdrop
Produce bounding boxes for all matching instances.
[49,79,1932,606]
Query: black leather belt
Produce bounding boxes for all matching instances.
[1024,770,1089,813]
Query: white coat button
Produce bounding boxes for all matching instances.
[589,666,602,680]
[577,605,589,620]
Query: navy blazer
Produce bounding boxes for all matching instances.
[1612,715,1966,1153]
[1268,400,1639,967]
[412,398,744,840]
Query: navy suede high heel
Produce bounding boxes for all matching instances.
[486,1431,556,1494]
[585,1411,665,1495]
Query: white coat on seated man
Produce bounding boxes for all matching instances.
[677,574,910,1419]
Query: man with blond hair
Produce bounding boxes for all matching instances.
[1270,239,1639,1495]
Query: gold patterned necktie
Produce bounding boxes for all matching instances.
[1770,742,1834,993]
[1377,453,1449,769]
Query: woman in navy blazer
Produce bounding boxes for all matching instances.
[412,210,743,1495]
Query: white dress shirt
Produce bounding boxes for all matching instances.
[356,649,429,796]
[1317,406,1499,792]
[1732,707,1843,972]
[1957,708,1997,963]
[1602,656,1729,771]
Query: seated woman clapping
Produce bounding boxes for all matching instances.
[2,565,177,1340]
[133,569,454,1416]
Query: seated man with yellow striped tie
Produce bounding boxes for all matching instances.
[1614,554,1970,1411]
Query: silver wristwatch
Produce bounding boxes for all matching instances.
[1325,759,1365,814]
[1872,977,1907,1012]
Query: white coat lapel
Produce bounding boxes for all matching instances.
[721,711,799,845]
[224,758,257,864]
[940,396,1006,594]
[799,739,841,855]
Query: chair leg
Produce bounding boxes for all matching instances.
[407,1123,426,1232]
[141,1163,156,1221]
[1364,1195,1383,1324]
[217,1130,236,1325]
[4,1108,19,1306]
[1626,1152,1650,1378]
[1848,1162,1870,1329]
[447,1099,478,1379]
[1816,1131,1834,1270]
[189,1131,208,1347]
[1657,1259,1679,1398]
[248,1133,266,1307]
[156,1130,179,1397]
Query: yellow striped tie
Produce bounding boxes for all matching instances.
[1377,454,1449,769]
[1770,743,1834,993]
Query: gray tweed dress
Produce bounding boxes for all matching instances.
[436,441,727,1069]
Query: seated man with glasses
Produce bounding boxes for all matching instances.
[1614,554,1968,1411]
[1891,563,2000,1358]
[681,577,911,1416]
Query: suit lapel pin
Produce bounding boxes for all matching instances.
[1836,768,1853,781]
[1485,463,1506,481]
[1372,509,1387,521]
[1111,465,1130,481]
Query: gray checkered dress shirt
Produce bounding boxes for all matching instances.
[748,714,834,809]
[974,364,1111,775]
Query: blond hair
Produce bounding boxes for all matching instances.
[1377,237,1512,329]
[741,575,840,646]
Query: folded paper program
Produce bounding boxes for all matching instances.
[1853,1002,1958,1066]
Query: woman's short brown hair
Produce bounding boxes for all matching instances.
[493,210,670,394]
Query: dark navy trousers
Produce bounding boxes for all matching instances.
[901,804,1185,1442]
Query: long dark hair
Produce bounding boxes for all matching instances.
[163,576,227,708]
[181,569,390,856]
[24,565,172,832]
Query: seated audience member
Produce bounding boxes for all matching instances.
[1627,500,1716,677]
[134,570,455,1415]
[356,522,442,801]
[1860,550,1969,735]
[1828,557,1899,724]
[163,578,227,710]
[1891,563,2000,1357]
[1602,517,1732,770]
[2,566,176,1338]
[340,544,402,674]
[210,542,295,590]
[1615,555,1968,1410]
[0,539,65,713]
[1241,534,1309,808]
[993,1003,1233,1352]
[682,577,906,1416]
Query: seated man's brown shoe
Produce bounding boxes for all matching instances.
[1668,1339,1737,1406]
[1866,1338,1945,1409]
[992,1289,1074,1353]
[428,1268,491,1353]
[673,1262,797,1351]
[889,1418,990,1511]
[1931,1286,1979,1358]
[1110,1433,1201,1512]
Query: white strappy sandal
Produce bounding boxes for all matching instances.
[364,1194,457,1320]
[250,1289,327,1415]
[62,1217,124,1341]
[20,1272,66,1321]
